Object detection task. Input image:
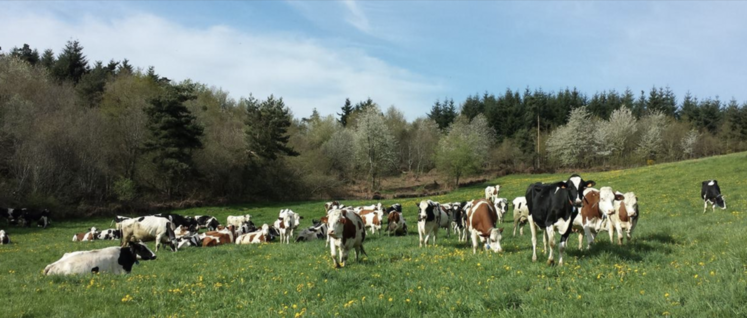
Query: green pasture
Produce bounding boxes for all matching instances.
[1,153,746,317]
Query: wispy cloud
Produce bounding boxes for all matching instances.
[341,0,371,34]
[0,4,443,119]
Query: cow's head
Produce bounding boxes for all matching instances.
[620,192,639,217]
[567,174,596,207]
[128,241,156,261]
[494,199,508,218]
[417,200,437,222]
[487,228,503,253]
[326,209,347,239]
[597,187,616,215]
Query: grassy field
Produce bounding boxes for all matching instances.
[1,153,746,318]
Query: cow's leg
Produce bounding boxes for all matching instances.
[542,230,548,254]
[341,248,349,267]
[608,219,614,243]
[583,225,594,250]
[432,227,438,246]
[418,227,424,247]
[471,230,479,254]
[578,231,584,250]
[545,226,555,265]
[528,216,538,262]
[615,222,623,245]
[558,234,568,266]
[330,242,340,268]
[703,201,708,213]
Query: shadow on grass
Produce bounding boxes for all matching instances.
[566,233,675,262]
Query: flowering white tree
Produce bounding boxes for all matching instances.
[546,107,595,167]
[353,106,396,190]
[681,129,698,159]
[636,111,667,162]
[595,107,638,159]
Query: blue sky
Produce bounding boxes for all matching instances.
[2,1,746,119]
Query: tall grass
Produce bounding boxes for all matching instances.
[1,152,746,317]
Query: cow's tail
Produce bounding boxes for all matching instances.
[360,243,368,257]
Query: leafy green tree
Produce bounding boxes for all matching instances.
[144,84,204,196]
[53,40,89,84]
[244,95,299,160]
[337,98,354,127]
[436,114,494,188]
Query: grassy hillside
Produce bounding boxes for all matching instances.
[1,152,746,317]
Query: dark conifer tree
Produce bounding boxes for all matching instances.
[53,40,89,84]
[337,98,354,127]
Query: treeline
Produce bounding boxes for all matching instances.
[1,41,746,217]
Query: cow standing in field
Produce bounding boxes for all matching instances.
[0,230,9,244]
[572,187,616,250]
[119,216,178,252]
[526,174,595,266]
[702,180,726,213]
[605,191,639,245]
[416,200,451,247]
[493,198,509,224]
[512,197,529,236]
[44,242,156,275]
[327,208,367,268]
[72,227,99,242]
[274,213,294,244]
[358,207,384,235]
[485,185,501,202]
[154,213,198,232]
[467,199,504,254]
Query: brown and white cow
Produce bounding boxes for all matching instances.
[485,185,501,202]
[467,199,504,254]
[200,225,237,247]
[72,227,99,242]
[604,191,639,245]
[236,224,271,244]
[386,211,407,236]
[358,208,383,235]
[274,214,294,244]
[572,187,616,249]
[327,208,367,268]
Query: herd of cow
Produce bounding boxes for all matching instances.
[0,175,727,274]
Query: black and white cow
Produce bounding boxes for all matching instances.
[701,180,726,213]
[120,216,178,252]
[19,208,50,228]
[2,208,22,225]
[416,200,451,247]
[154,213,198,232]
[176,234,202,249]
[44,241,156,275]
[384,203,402,215]
[295,220,328,242]
[110,215,131,226]
[0,229,9,244]
[526,174,595,266]
[195,215,220,231]
[97,229,122,240]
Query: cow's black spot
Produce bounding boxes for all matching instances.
[118,247,137,273]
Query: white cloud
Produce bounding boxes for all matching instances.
[0,6,443,120]
[342,0,371,34]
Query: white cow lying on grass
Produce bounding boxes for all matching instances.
[44,241,156,275]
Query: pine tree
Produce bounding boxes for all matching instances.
[11,44,39,65]
[77,61,115,107]
[144,85,204,196]
[337,98,354,127]
[680,91,699,122]
[53,40,89,84]
[118,59,134,74]
[40,49,55,70]
[354,98,375,112]
[244,95,299,160]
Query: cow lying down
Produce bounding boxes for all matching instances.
[44,241,156,275]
